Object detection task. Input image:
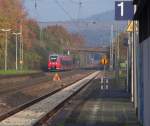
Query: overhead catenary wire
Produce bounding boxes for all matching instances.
[69,0,80,4]
[33,0,84,23]
[34,0,43,45]
[53,0,83,32]
[32,0,88,34]
[77,0,82,20]
[76,0,82,34]
[35,0,37,9]
[69,0,90,5]
[54,0,75,21]
[33,0,75,21]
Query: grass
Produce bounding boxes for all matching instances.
[0,70,39,75]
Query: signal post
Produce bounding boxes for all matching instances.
[100,56,109,90]
[100,55,109,76]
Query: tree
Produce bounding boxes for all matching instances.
[71,33,85,48]
[0,0,86,70]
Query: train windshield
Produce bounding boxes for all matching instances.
[50,56,57,62]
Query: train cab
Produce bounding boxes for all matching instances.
[48,55,61,71]
[48,54,73,72]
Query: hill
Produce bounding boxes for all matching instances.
[39,10,126,47]
[86,10,114,22]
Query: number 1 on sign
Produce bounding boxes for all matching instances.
[117,2,124,17]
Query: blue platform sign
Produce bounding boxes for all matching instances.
[115,1,134,20]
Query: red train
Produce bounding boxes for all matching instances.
[48,54,73,71]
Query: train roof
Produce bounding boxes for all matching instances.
[49,54,71,58]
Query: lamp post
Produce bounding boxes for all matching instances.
[20,24,24,71]
[12,32,21,70]
[110,25,114,71]
[0,29,11,71]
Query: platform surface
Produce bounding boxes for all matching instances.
[0,71,99,126]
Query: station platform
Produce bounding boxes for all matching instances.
[47,75,139,126]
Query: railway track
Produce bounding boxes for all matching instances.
[0,71,99,126]
[0,70,88,96]
[0,71,92,121]
[0,72,44,80]
[0,70,92,115]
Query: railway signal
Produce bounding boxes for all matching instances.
[100,56,109,78]
[100,56,109,65]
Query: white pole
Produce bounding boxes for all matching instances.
[110,25,114,70]
[112,25,114,70]
[20,24,23,71]
[104,65,106,78]
[133,21,138,109]
[131,29,134,102]
[0,29,11,71]
[13,32,21,71]
[16,35,18,70]
[116,23,119,80]
[20,35,21,68]
[110,26,112,70]
[117,25,120,72]
[5,32,8,71]
[127,32,130,92]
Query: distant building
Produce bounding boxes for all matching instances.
[133,0,150,126]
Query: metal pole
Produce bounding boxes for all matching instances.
[133,21,138,109]
[15,34,18,71]
[127,40,129,92]
[127,31,132,93]
[116,23,119,80]
[104,65,106,77]
[110,25,114,70]
[13,32,21,71]
[128,32,132,94]
[5,32,8,71]
[21,39,23,70]
[0,29,11,71]
[131,26,134,102]
[112,25,114,70]
[127,32,129,92]
[117,24,120,78]
[20,36,21,69]
[110,26,112,70]
[20,24,23,70]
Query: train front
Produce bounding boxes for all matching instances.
[48,54,61,71]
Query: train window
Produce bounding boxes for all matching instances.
[50,56,57,62]
[62,60,72,65]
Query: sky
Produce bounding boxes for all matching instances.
[23,0,115,22]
